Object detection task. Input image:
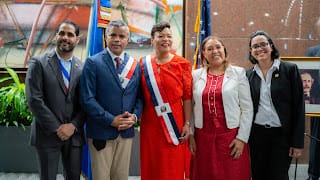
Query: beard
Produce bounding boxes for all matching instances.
[57,40,75,53]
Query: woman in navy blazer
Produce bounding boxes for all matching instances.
[246,30,305,180]
[189,36,253,180]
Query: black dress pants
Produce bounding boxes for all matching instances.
[249,124,292,180]
[36,140,82,180]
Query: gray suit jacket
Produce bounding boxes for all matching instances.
[25,50,85,148]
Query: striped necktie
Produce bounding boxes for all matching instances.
[114,57,121,70]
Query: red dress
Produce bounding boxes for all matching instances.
[190,73,251,180]
[140,55,192,180]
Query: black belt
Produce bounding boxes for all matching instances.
[253,123,281,129]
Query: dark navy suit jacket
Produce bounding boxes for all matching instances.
[79,50,143,140]
[246,60,305,148]
[306,45,320,57]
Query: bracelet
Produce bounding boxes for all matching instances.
[185,121,190,126]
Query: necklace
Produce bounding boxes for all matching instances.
[155,54,173,74]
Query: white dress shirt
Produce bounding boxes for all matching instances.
[253,59,282,127]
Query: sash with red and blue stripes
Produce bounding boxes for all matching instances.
[117,55,137,89]
[142,55,180,145]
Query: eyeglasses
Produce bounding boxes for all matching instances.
[251,42,269,50]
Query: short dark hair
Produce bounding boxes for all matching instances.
[59,21,80,36]
[248,30,280,64]
[105,20,129,35]
[151,21,171,38]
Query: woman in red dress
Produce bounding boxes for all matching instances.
[189,36,253,180]
[139,22,192,180]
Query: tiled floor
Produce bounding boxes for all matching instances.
[0,173,140,180]
[0,164,309,180]
[288,164,309,180]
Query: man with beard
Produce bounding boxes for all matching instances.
[25,21,85,180]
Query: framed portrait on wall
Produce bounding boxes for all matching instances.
[281,57,320,117]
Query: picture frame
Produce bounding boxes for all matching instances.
[281,57,320,117]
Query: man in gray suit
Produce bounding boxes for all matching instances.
[25,21,85,180]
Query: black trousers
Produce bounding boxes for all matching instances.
[35,140,82,180]
[308,117,320,179]
[249,124,292,180]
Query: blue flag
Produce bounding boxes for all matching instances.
[88,0,111,56]
[193,0,211,69]
[81,1,111,179]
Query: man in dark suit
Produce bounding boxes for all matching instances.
[25,21,85,180]
[305,16,320,180]
[306,45,320,56]
[306,17,320,57]
[79,20,143,180]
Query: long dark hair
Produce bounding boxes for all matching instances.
[248,30,280,64]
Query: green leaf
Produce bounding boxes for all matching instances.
[0,68,33,128]
[5,68,21,87]
[13,121,18,127]
[0,76,12,83]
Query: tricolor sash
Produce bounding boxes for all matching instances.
[142,55,180,145]
[58,59,71,93]
[117,55,137,89]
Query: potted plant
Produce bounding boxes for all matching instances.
[0,67,36,172]
[0,67,32,129]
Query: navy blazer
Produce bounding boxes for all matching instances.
[79,50,143,140]
[306,45,320,57]
[246,60,305,148]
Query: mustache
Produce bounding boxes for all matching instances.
[58,39,71,44]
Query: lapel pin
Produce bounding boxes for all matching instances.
[274,73,279,78]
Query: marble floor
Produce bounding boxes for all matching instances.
[0,173,140,180]
[0,164,309,180]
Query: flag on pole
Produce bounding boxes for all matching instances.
[87,0,111,56]
[81,1,111,179]
[193,0,211,69]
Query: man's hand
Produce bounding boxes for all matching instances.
[111,111,136,131]
[57,123,76,141]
